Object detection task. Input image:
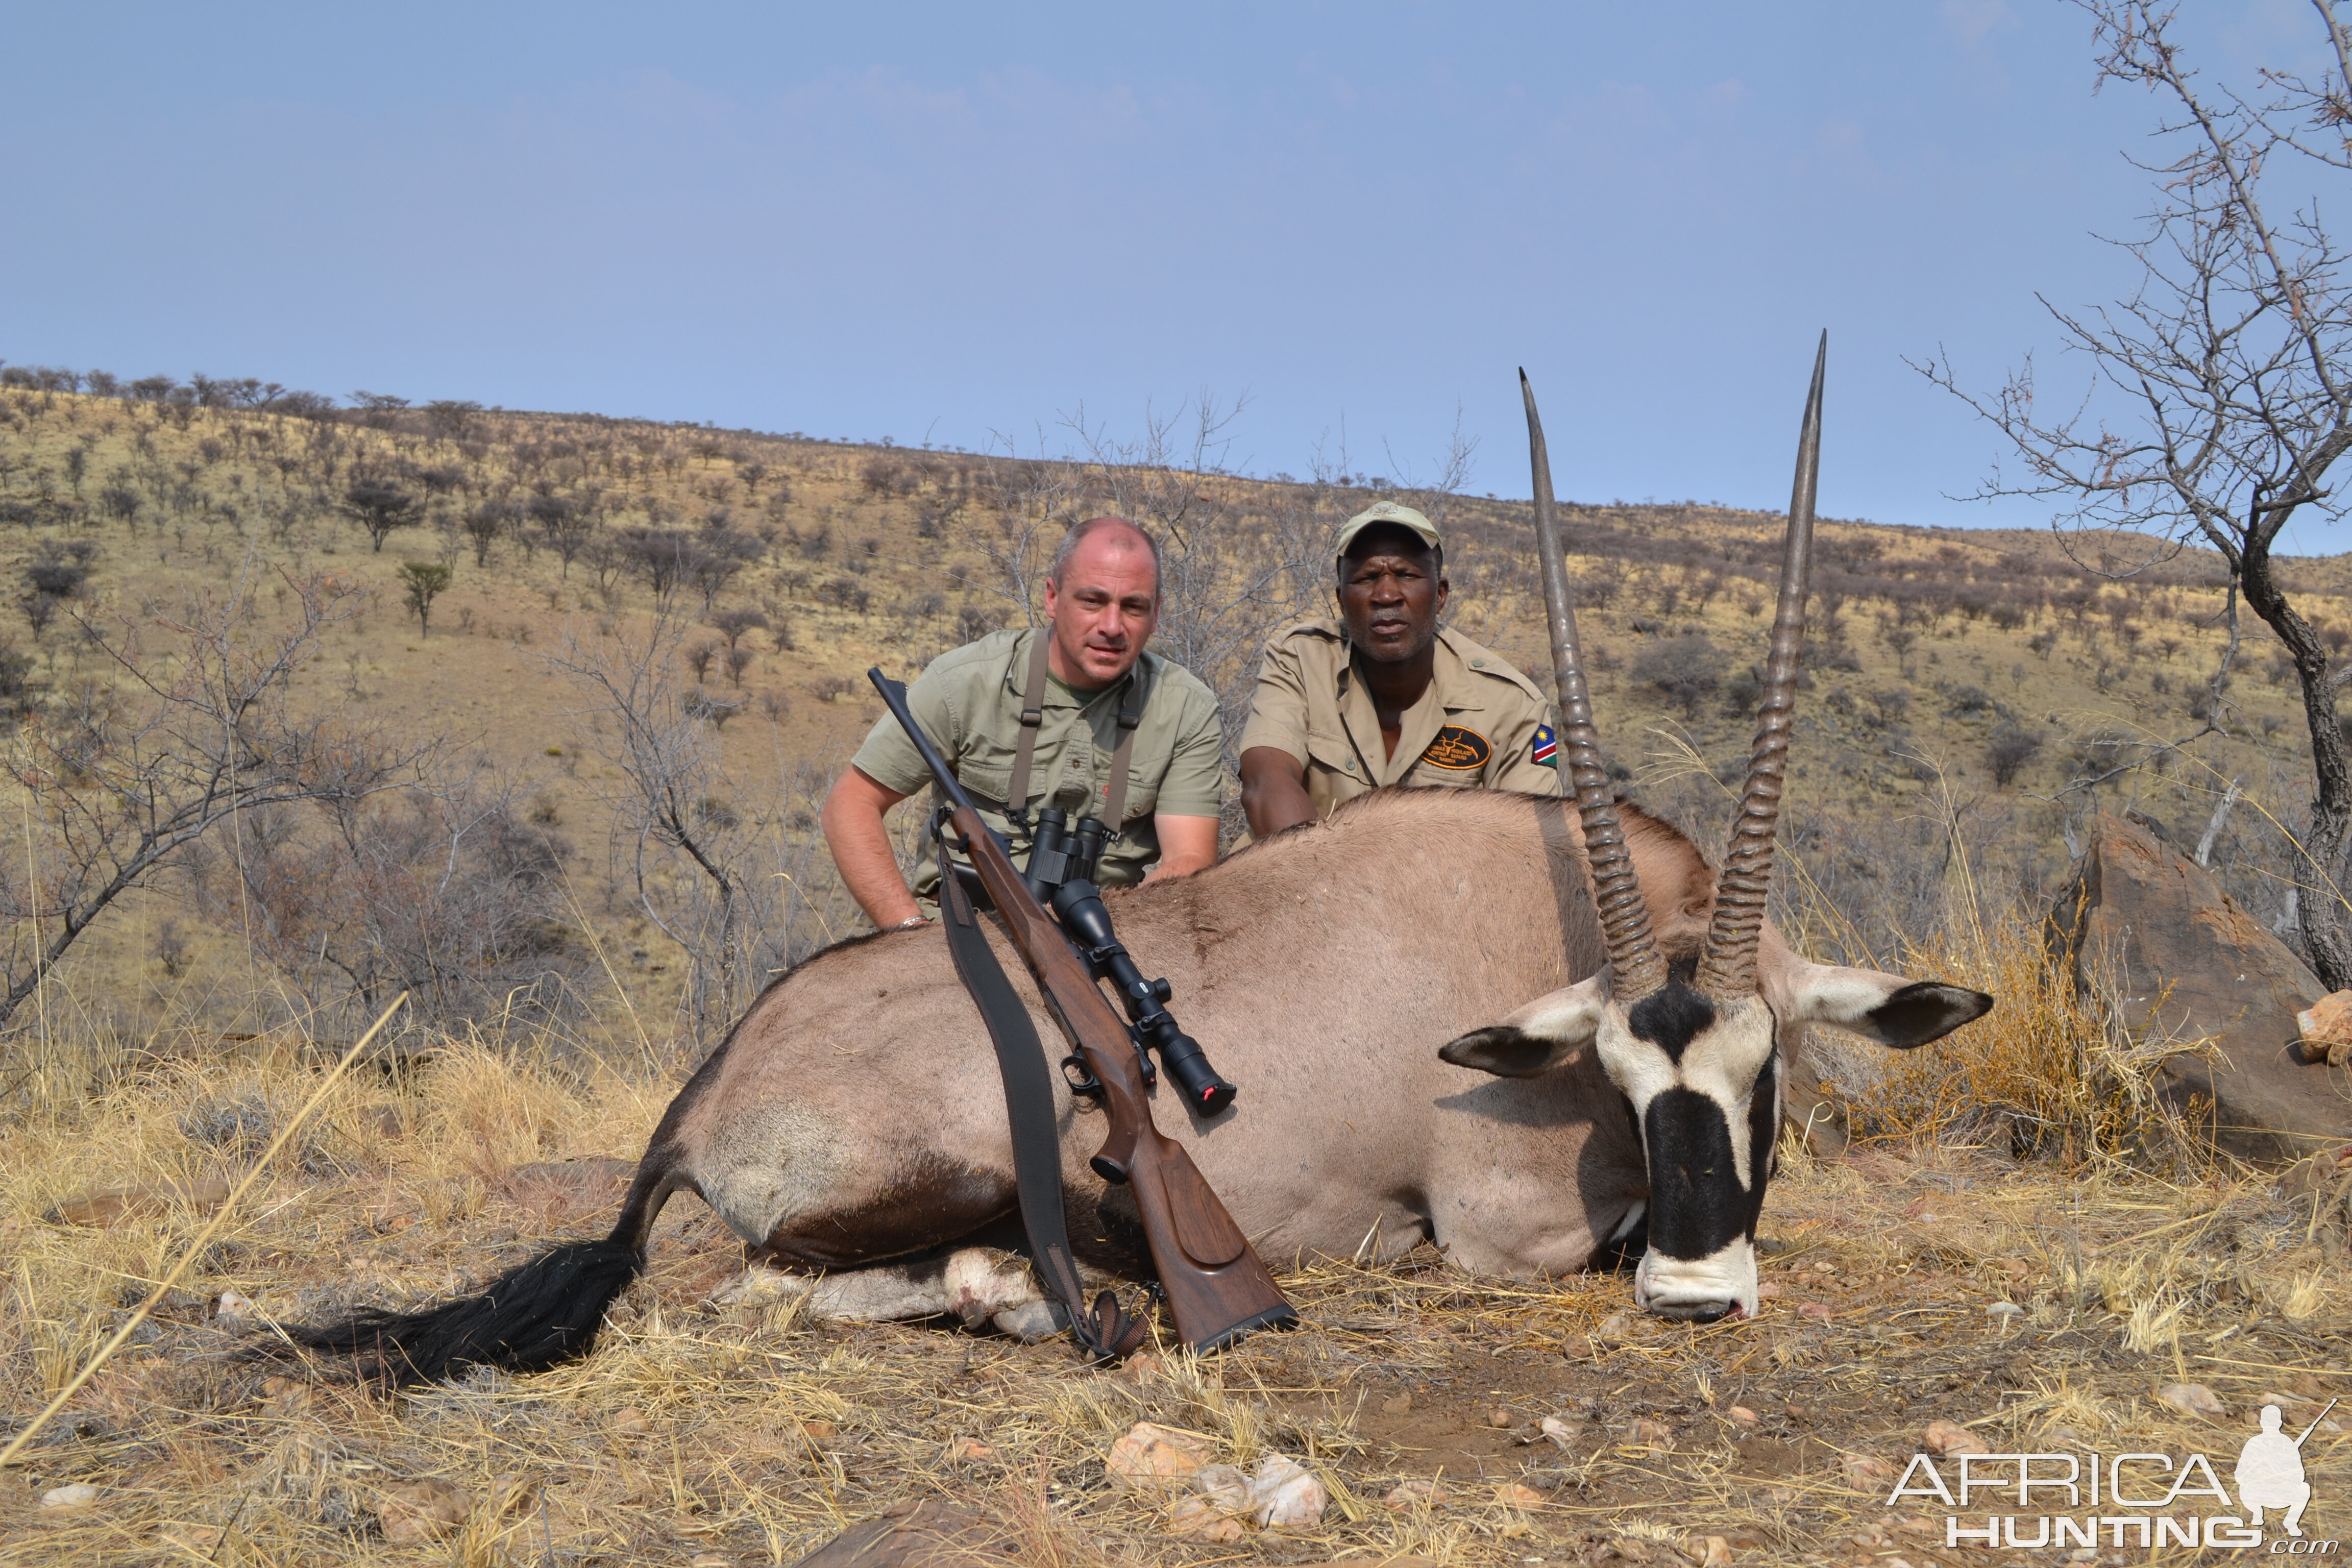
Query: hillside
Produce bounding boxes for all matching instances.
[0,369,2336,1066]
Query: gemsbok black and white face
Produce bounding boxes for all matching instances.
[1445,342,1994,1322]
[1442,962,1990,1321]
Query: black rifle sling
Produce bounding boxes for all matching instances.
[933,818,1147,1359]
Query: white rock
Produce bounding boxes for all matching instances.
[2159,1382,2226,1419]
[1540,1414,1580,1450]
[40,1483,97,1508]
[214,1290,256,1333]
[1245,1454,1327,1529]
[1191,1463,1249,1510]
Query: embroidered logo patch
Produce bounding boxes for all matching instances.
[1531,724,1558,768]
[1419,725,1491,771]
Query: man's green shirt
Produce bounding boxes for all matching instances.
[850,628,1226,901]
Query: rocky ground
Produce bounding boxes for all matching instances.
[1,1041,2343,1566]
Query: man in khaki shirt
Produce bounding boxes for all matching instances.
[824,517,1226,929]
[1239,500,1560,838]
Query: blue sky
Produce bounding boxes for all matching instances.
[2,3,2337,533]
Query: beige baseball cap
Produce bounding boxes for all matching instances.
[1333,500,1441,564]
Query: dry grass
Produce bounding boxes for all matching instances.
[0,993,2343,1566]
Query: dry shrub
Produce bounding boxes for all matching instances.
[1822,916,2215,1172]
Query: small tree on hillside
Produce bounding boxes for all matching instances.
[1632,632,1727,719]
[341,481,420,552]
[397,560,452,636]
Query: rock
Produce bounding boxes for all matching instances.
[1493,1481,1548,1508]
[1244,1454,1326,1528]
[1925,1420,1986,1456]
[44,1175,230,1227]
[1844,1454,1895,1488]
[799,1420,837,1441]
[213,1290,257,1334]
[1728,1405,1760,1425]
[945,1438,993,1462]
[1625,1418,1674,1447]
[789,1499,1021,1566]
[378,1477,468,1544]
[2299,989,2352,1048]
[1380,1391,1412,1416]
[1170,1465,1250,1540]
[1382,1477,1449,1508]
[610,1407,650,1434]
[1167,1496,1245,1542]
[1702,1537,1735,1567]
[2047,812,2352,1161]
[1540,1414,1580,1449]
[1122,1353,1163,1384]
[40,1483,97,1508]
[2159,1382,2226,1419]
[1484,1406,1513,1427]
[1104,1422,1212,1490]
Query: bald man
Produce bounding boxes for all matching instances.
[824,516,1226,929]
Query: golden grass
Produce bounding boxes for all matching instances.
[0,977,2342,1566]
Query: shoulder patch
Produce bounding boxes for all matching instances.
[1419,725,1491,772]
[1530,724,1558,768]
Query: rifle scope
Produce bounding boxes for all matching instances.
[1050,877,1238,1116]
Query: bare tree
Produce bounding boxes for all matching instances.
[1919,0,2352,986]
[547,603,867,1042]
[0,566,415,1031]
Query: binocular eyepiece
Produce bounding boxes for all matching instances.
[1021,806,1238,1117]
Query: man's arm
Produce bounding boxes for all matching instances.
[1144,813,1220,881]
[1239,746,1316,839]
[821,765,923,928]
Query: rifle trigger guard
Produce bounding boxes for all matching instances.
[1059,1053,1104,1101]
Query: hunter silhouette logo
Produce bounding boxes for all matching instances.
[2239,1399,2332,1537]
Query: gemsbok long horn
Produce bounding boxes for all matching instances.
[1521,369,1665,1001]
[1696,332,1827,999]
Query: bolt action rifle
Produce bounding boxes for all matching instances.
[870,668,1295,1353]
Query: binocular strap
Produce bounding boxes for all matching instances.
[1006,631,1147,836]
[935,829,1150,1362]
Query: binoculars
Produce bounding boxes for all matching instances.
[1023,807,1238,1116]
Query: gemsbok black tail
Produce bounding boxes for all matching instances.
[285,1149,685,1386]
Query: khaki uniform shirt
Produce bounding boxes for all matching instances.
[1239,620,1562,817]
[851,628,1226,902]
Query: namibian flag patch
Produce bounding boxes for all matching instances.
[1531,724,1558,768]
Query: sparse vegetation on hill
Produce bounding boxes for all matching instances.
[0,361,2340,1063]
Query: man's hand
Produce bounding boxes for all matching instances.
[1142,814,1219,882]
[1239,747,1316,840]
[822,766,922,928]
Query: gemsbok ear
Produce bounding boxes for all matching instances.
[1787,964,1993,1050]
[1439,976,1607,1077]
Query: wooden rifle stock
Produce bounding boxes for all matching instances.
[941,802,1295,1350]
